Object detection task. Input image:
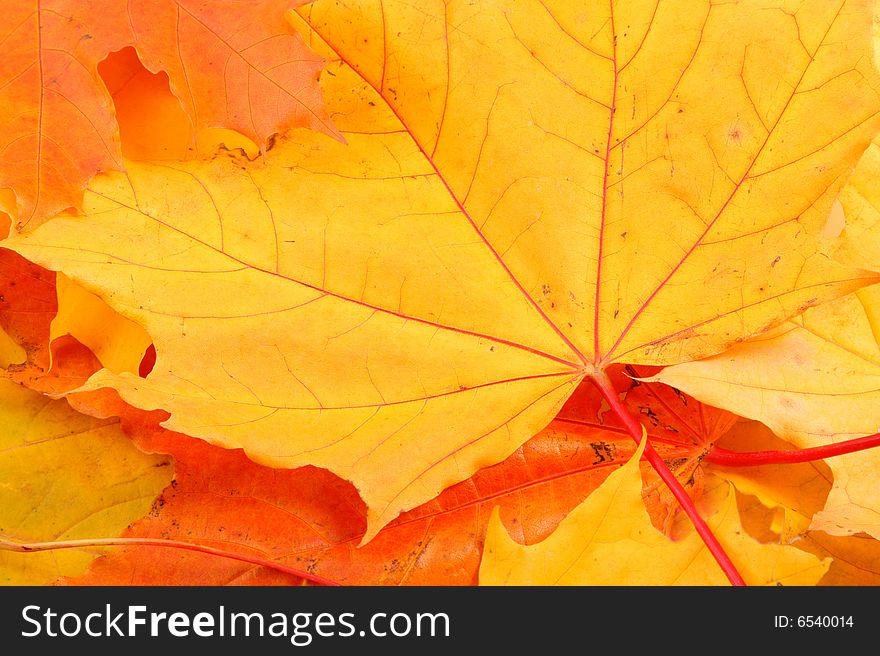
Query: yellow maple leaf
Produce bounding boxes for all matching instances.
[652,132,880,537]
[709,419,832,543]
[0,379,171,584]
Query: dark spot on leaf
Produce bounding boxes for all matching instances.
[666,457,687,470]
[672,388,688,405]
[589,441,615,465]
[639,406,660,425]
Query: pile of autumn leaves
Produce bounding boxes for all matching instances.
[2,0,880,586]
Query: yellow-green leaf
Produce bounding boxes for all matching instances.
[0,379,171,584]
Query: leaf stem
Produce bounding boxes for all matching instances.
[706,432,880,466]
[590,370,746,586]
[0,535,341,586]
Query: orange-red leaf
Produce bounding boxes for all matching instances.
[0,0,332,230]
[67,406,629,586]
[97,47,259,161]
[101,0,336,148]
[0,1,121,230]
[0,248,109,392]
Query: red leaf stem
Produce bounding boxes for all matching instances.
[590,370,746,586]
[0,536,341,587]
[706,432,880,466]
